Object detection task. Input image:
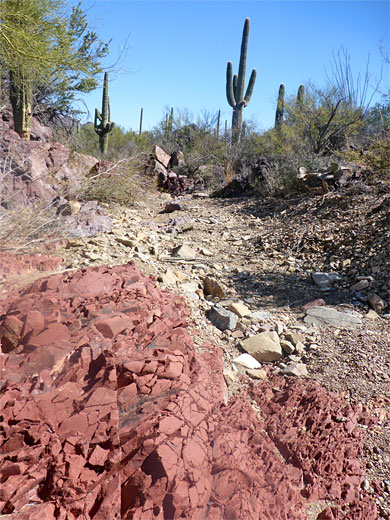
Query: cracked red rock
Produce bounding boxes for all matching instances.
[0,259,378,519]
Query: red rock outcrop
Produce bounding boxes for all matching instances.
[0,262,378,519]
[0,108,98,208]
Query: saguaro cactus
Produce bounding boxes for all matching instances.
[275,83,285,129]
[165,107,173,139]
[226,18,257,143]
[94,72,114,155]
[10,70,32,140]
[297,84,305,108]
[139,107,143,135]
[216,109,221,140]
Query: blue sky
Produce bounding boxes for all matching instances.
[77,1,389,132]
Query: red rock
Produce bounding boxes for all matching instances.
[89,445,109,466]
[0,263,377,519]
[21,310,45,341]
[28,323,70,346]
[0,315,24,352]
[94,314,133,338]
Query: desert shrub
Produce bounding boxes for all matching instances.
[72,154,151,205]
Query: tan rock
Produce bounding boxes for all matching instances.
[228,302,251,318]
[350,279,370,291]
[280,340,295,354]
[285,332,305,346]
[240,333,283,362]
[203,277,225,298]
[223,368,236,385]
[365,309,379,320]
[246,368,268,380]
[171,244,196,259]
[158,269,178,284]
[173,271,187,282]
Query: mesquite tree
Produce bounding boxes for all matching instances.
[0,0,109,139]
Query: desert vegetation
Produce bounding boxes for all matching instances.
[0,5,389,213]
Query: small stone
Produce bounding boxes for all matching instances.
[275,322,284,335]
[350,279,370,291]
[240,332,283,362]
[223,368,236,385]
[228,302,251,318]
[181,282,199,293]
[158,269,178,284]
[173,270,187,282]
[200,247,213,257]
[115,236,135,247]
[295,341,305,355]
[164,202,182,213]
[282,362,308,377]
[367,293,386,313]
[246,368,268,380]
[250,310,271,321]
[312,272,342,288]
[365,309,379,320]
[301,299,326,311]
[203,277,225,298]
[232,353,261,370]
[280,340,295,354]
[171,244,196,259]
[284,332,305,346]
[207,306,238,331]
[304,306,362,328]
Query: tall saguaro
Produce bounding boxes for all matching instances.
[139,107,143,135]
[94,72,114,155]
[226,18,257,143]
[275,83,285,129]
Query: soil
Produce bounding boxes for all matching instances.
[1,184,389,518]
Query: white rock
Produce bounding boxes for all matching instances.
[232,353,261,370]
[312,272,342,288]
[171,244,196,259]
[304,306,362,328]
[282,362,308,377]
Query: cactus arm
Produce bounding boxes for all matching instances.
[226,62,236,107]
[94,108,102,124]
[233,74,238,102]
[236,18,250,104]
[244,68,257,105]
